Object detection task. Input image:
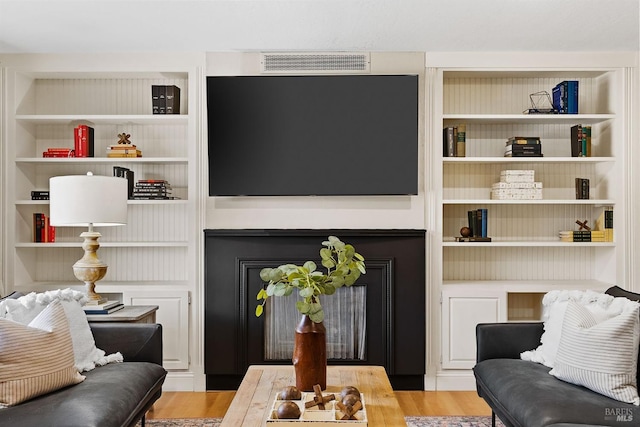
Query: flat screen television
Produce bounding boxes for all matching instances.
[206,74,418,196]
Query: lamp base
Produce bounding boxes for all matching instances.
[73,231,108,305]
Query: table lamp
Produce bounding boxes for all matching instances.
[49,172,128,305]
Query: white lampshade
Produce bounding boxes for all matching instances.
[49,173,128,227]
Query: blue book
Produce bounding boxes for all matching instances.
[566,80,579,114]
[480,208,488,238]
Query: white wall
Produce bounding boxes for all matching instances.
[0,1,638,53]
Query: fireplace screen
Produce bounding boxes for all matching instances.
[264,285,367,360]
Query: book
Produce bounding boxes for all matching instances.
[83,300,121,310]
[505,145,543,153]
[583,125,592,157]
[165,85,181,114]
[553,81,579,114]
[455,124,466,157]
[574,178,589,199]
[43,147,74,158]
[570,124,583,157]
[83,304,125,315]
[505,137,541,145]
[443,127,455,157]
[31,190,50,200]
[33,213,55,242]
[480,208,488,238]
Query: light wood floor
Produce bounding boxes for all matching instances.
[147,391,492,419]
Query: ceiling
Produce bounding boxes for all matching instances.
[0,0,638,54]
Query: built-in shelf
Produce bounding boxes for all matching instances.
[443,157,614,164]
[16,241,188,248]
[15,114,189,125]
[442,114,616,124]
[442,199,615,205]
[442,240,615,247]
[16,157,188,164]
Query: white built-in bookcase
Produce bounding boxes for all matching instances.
[428,53,633,380]
[2,54,202,377]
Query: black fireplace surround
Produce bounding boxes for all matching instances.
[204,229,426,390]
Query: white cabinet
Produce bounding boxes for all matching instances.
[441,287,504,369]
[123,289,190,370]
[1,54,200,378]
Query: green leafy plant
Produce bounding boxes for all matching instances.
[255,236,366,323]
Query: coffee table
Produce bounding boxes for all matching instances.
[220,365,407,426]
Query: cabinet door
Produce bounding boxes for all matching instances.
[122,289,189,370]
[441,288,505,369]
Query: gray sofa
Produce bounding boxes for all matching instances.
[0,323,167,427]
[473,286,640,427]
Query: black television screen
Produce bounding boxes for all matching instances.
[206,74,418,196]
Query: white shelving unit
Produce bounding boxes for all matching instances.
[429,56,632,384]
[2,55,201,380]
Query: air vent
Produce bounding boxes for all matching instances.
[260,52,370,74]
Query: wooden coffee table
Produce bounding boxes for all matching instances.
[221,365,407,426]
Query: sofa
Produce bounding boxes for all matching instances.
[473,286,640,427]
[0,322,167,427]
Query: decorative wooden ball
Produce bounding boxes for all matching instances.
[276,401,301,419]
[460,226,472,238]
[278,386,302,400]
[340,386,361,400]
[342,393,361,406]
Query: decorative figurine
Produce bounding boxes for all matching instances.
[117,133,132,144]
[576,219,591,231]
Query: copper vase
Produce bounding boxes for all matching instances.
[292,315,327,391]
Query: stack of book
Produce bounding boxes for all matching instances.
[131,179,175,200]
[33,213,55,242]
[442,124,466,157]
[552,80,579,114]
[491,170,543,200]
[82,300,124,314]
[74,125,94,157]
[504,136,543,157]
[31,190,50,200]
[466,208,489,241]
[152,85,181,114]
[558,230,605,242]
[107,144,142,158]
[43,147,74,158]
[570,124,592,157]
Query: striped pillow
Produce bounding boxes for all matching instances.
[550,300,640,405]
[0,300,85,407]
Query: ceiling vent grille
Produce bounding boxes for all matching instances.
[260,52,370,74]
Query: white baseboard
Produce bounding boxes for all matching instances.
[435,371,477,391]
[163,372,197,391]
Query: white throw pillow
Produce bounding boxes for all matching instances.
[0,300,85,407]
[0,289,123,372]
[521,290,633,367]
[549,300,640,405]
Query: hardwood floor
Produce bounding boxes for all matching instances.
[147,391,492,419]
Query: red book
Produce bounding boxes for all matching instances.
[76,126,86,157]
[74,126,80,154]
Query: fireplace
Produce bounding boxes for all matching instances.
[204,229,426,390]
